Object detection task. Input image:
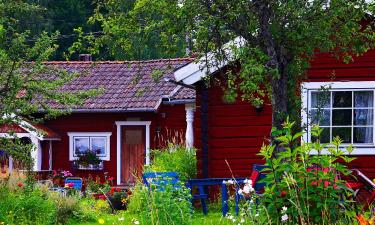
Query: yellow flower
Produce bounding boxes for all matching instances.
[98,218,105,224]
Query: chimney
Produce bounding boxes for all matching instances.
[78,54,92,61]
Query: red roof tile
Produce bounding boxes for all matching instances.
[42,58,195,111]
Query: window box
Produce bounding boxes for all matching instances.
[72,161,104,171]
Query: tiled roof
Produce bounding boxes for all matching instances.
[43,58,196,112]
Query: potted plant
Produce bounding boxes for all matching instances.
[107,187,131,210]
[52,170,73,187]
[86,175,113,198]
[73,150,103,170]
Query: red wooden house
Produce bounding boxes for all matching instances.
[0,57,196,185]
[174,49,375,179]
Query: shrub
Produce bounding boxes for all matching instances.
[128,183,192,225]
[145,143,196,182]
[0,185,57,225]
[256,120,358,224]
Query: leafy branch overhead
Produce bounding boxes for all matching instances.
[0,1,100,168]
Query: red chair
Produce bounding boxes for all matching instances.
[347,169,375,211]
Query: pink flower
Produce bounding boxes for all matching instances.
[108,177,114,181]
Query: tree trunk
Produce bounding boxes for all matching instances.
[254,0,289,153]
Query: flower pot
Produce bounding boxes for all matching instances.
[108,196,126,210]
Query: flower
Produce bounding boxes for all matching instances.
[282,206,287,212]
[118,217,125,221]
[108,177,114,181]
[228,179,234,185]
[281,214,289,222]
[357,214,367,225]
[17,182,23,188]
[98,194,107,200]
[242,184,254,194]
[98,218,105,224]
[65,182,74,188]
[238,189,243,195]
[133,221,140,225]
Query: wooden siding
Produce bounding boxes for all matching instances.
[41,103,187,181]
[195,49,375,179]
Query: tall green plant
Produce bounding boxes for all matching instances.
[258,119,357,224]
[145,144,196,182]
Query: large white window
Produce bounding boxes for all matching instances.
[302,81,375,154]
[68,132,111,161]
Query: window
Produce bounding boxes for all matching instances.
[302,82,375,154]
[68,132,111,161]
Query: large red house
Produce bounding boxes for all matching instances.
[174,49,375,179]
[0,57,196,185]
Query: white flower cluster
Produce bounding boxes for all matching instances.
[237,179,255,196]
[281,206,288,222]
[223,179,235,185]
[226,214,245,224]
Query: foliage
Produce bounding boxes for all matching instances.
[85,175,112,194]
[70,0,187,60]
[145,143,197,182]
[128,182,192,225]
[0,181,57,225]
[257,119,358,224]
[0,0,99,169]
[91,0,375,132]
[75,151,102,166]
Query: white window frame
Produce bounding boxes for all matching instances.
[68,132,111,161]
[302,81,375,155]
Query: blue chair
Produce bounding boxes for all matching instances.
[222,164,269,216]
[64,177,83,191]
[142,172,180,191]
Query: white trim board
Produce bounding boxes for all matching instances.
[174,36,246,85]
[301,81,375,155]
[115,121,151,185]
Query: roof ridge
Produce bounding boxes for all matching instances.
[44,57,195,65]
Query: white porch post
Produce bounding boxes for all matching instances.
[49,140,53,171]
[8,156,13,173]
[116,123,121,185]
[185,103,195,148]
[30,136,42,171]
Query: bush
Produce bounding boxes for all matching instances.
[0,185,57,225]
[256,120,358,224]
[145,143,196,182]
[128,183,192,225]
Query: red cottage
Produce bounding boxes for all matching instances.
[174,49,375,179]
[0,58,196,185]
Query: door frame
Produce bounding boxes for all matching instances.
[115,121,151,185]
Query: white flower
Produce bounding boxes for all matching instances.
[238,189,243,195]
[281,214,289,222]
[228,179,234,185]
[242,184,254,194]
[134,221,140,225]
[281,206,288,213]
[118,217,125,221]
[240,218,245,223]
[227,215,234,220]
[255,213,259,217]
[222,180,227,184]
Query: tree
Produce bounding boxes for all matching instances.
[70,0,187,60]
[0,0,98,170]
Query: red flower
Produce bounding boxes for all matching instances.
[109,187,115,195]
[17,182,23,188]
[67,182,74,188]
[108,177,114,181]
[280,190,287,198]
[52,170,57,177]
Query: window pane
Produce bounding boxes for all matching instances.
[332,109,352,125]
[310,109,330,126]
[354,127,373,144]
[354,109,373,125]
[333,91,352,108]
[311,91,330,108]
[74,137,89,155]
[91,137,106,155]
[332,127,351,143]
[354,91,373,107]
[311,127,330,143]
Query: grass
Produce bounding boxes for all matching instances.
[67,204,231,225]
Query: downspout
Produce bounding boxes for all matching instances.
[201,84,209,178]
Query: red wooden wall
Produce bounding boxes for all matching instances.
[194,49,375,179]
[40,103,187,181]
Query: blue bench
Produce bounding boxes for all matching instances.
[64,177,83,191]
